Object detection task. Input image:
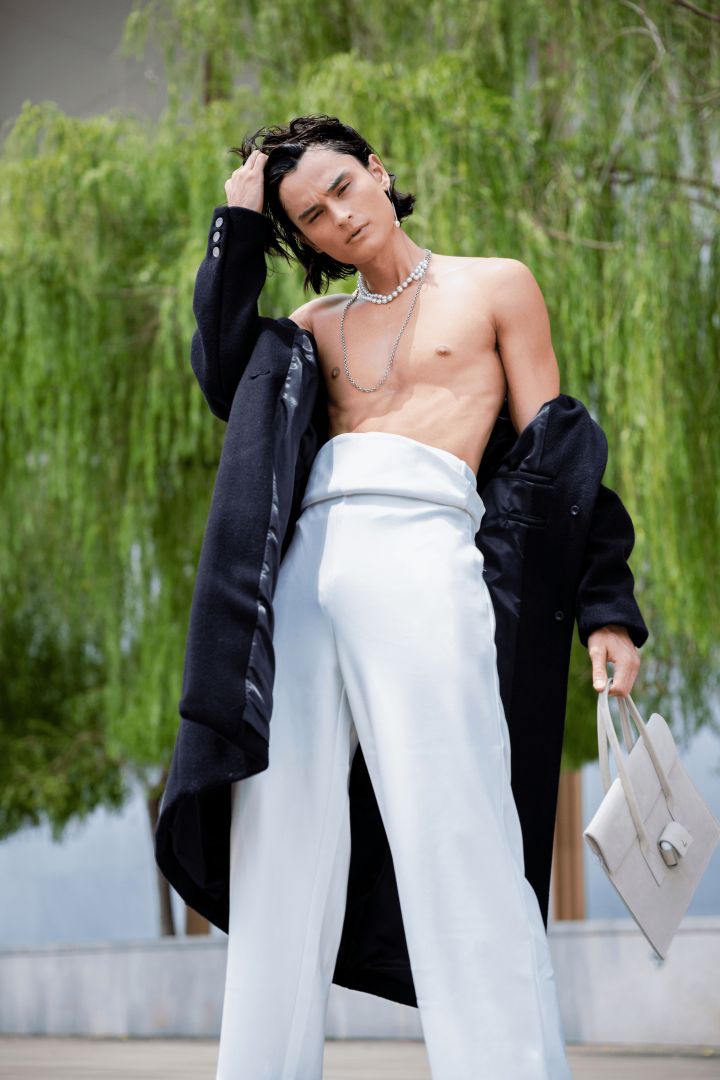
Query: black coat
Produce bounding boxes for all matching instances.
[155,205,649,1008]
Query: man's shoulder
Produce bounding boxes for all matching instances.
[449,253,530,275]
[455,256,545,312]
[287,293,348,334]
[475,255,539,288]
[434,252,527,284]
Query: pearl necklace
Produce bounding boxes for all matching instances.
[356,248,432,304]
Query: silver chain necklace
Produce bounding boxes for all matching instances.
[340,248,433,393]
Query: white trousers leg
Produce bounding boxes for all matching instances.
[216,431,572,1080]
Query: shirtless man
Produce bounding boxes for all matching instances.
[280,150,559,476]
[214,126,590,1080]
[226,139,636,697]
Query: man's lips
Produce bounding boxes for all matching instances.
[348,224,367,243]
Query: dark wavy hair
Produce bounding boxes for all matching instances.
[228,114,416,295]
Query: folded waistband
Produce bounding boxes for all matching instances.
[300,431,486,533]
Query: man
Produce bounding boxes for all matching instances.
[227,121,641,699]
[156,116,647,1080]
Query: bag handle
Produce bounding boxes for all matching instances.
[618,692,677,817]
[597,678,677,856]
[617,695,636,754]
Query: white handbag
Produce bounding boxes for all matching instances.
[583,677,720,959]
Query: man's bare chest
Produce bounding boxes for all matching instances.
[310,257,503,402]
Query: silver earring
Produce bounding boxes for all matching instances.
[386,187,401,228]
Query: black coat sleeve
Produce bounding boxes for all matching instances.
[574,481,650,649]
[189,204,275,422]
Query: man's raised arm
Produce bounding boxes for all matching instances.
[189,203,275,422]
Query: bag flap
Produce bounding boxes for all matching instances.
[583,712,680,873]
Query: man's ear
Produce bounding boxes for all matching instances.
[367,152,387,185]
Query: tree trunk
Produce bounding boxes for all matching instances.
[147,775,176,936]
[552,768,585,919]
[186,905,210,935]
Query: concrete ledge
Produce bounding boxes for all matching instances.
[551,916,720,1046]
[1,917,719,1045]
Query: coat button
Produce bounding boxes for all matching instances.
[215,216,224,227]
[570,504,580,515]
[554,610,565,621]
[212,245,220,257]
[212,230,221,242]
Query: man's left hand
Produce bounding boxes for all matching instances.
[587,624,641,696]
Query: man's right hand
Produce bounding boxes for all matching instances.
[224,149,269,213]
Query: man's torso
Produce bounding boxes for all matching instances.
[298,254,510,475]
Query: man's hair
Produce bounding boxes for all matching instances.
[228,114,416,294]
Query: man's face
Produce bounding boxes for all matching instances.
[278,147,391,264]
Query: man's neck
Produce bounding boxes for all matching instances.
[355,233,427,295]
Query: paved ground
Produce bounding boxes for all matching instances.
[1,1037,719,1078]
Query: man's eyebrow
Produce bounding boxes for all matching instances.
[298,171,350,221]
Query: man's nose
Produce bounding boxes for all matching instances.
[331,207,352,228]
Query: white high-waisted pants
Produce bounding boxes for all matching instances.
[216,431,572,1080]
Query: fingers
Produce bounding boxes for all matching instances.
[222,150,269,211]
[606,651,641,697]
[589,641,608,692]
[225,151,267,188]
[589,634,641,697]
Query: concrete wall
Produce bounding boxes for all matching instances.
[1,917,719,1046]
[551,917,720,1047]
[0,0,166,133]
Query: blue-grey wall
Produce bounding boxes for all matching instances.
[1,724,718,948]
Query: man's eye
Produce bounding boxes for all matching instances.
[310,184,350,223]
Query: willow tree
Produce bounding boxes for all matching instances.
[1,0,717,932]
[120,0,720,749]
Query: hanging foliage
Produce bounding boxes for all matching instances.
[1,0,717,846]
